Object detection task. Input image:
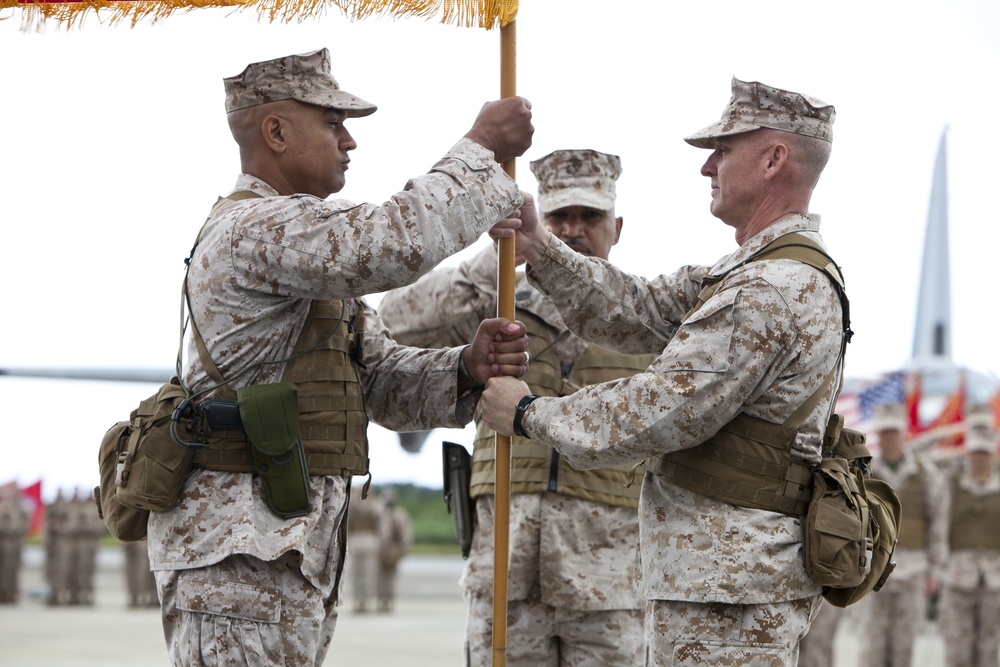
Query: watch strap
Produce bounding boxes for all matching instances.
[513,394,541,438]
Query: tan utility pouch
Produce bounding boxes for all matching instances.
[803,419,902,607]
[239,383,312,519]
[803,455,871,587]
[95,377,195,541]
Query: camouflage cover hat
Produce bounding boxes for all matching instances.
[530,149,622,214]
[872,403,906,432]
[224,48,376,117]
[684,77,834,149]
[965,428,997,453]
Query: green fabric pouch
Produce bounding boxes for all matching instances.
[238,383,313,519]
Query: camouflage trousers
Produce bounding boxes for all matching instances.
[155,551,337,667]
[465,591,645,667]
[645,595,822,666]
[855,575,926,667]
[938,585,1000,667]
[798,601,845,667]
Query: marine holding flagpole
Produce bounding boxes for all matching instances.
[483,78,847,665]
[146,47,533,666]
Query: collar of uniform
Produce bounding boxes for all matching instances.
[959,462,1000,495]
[232,173,282,198]
[709,213,823,277]
[875,448,920,480]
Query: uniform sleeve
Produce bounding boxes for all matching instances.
[357,301,480,431]
[527,236,708,355]
[524,276,802,469]
[230,139,522,301]
[378,245,499,349]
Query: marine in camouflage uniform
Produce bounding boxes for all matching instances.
[376,491,411,613]
[44,489,72,606]
[72,488,106,606]
[856,404,949,667]
[938,429,1000,667]
[482,78,845,666]
[145,48,534,666]
[380,149,648,666]
[0,484,29,604]
[346,485,382,613]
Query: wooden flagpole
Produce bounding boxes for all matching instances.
[492,18,516,667]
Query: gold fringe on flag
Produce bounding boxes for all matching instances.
[2,0,518,31]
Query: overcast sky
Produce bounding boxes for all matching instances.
[2,0,998,498]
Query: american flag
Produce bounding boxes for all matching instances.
[857,372,906,420]
[837,372,906,429]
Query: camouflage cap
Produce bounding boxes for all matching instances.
[684,77,834,149]
[965,428,997,453]
[872,403,906,432]
[224,48,376,117]
[529,149,622,214]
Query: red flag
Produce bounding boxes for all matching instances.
[927,371,966,448]
[906,372,923,435]
[989,387,1000,429]
[19,480,44,537]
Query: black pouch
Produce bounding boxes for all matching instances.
[442,441,475,559]
[238,383,312,519]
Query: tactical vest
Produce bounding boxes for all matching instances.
[949,474,1000,551]
[469,309,655,508]
[190,298,370,477]
[645,233,851,517]
[895,464,928,549]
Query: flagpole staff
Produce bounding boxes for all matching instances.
[492,17,516,667]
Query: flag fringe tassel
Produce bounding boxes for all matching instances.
[1,0,518,31]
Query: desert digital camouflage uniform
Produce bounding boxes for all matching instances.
[938,441,1000,667]
[44,489,73,606]
[376,492,411,612]
[798,601,846,667]
[347,486,382,613]
[517,211,841,663]
[379,148,648,666]
[145,49,522,667]
[494,79,843,666]
[381,247,648,666]
[856,445,948,667]
[72,488,105,606]
[0,485,29,604]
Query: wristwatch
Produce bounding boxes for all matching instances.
[513,394,541,438]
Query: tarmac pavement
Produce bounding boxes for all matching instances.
[0,545,949,666]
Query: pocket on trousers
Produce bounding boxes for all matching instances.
[671,640,787,667]
[176,574,281,624]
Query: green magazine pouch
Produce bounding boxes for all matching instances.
[238,383,312,519]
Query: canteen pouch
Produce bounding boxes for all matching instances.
[96,421,150,542]
[443,441,475,559]
[803,456,870,588]
[238,382,312,519]
[803,422,902,607]
[96,377,195,541]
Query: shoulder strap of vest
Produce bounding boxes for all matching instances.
[694,233,852,345]
[185,191,266,388]
[693,232,853,432]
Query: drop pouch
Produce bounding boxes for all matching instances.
[443,441,475,559]
[238,383,313,519]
